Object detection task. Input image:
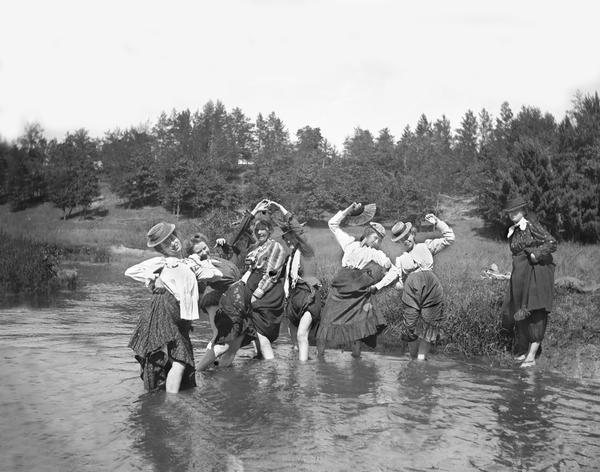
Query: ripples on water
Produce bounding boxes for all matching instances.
[1,262,599,471]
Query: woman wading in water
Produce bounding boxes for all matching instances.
[215,199,286,361]
[316,202,399,358]
[243,219,287,359]
[390,213,455,361]
[183,233,244,371]
[126,223,243,390]
[125,222,200,393]
[268,200,321,362]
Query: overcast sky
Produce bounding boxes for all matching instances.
[1,0,599,148]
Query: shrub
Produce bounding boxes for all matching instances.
[0,231,62,296]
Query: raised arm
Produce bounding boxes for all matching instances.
[223,199,271,256]
[423,214,455,256]
[272,201,305,235]
[328,204,358,250]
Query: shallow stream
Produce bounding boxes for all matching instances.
[1,262,599,471]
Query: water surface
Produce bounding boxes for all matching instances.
[1,262,599,471]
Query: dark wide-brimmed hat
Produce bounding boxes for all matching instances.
[146,222,176,248]
[503,195,528,213]
[391,221,413,242]
[281,227,315,257]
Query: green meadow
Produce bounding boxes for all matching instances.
[303,214,600,373]
[1,189,599,377]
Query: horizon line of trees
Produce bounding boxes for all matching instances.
[0,91,598,242]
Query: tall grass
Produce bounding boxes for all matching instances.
[305,221,600,359]
[3,189,599,363]
[0,231,62,296]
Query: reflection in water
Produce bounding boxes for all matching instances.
[1,261,600,471]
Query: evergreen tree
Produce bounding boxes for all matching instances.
[46,130,100,219]
[455,109,479,191]
[4,123,49,210]
[0,140,9,203]
[556,92,600,242]
[343,128,375,161]
[101,128,160,207]
[374,128,397,172]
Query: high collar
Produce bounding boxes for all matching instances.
[507,217,528,238]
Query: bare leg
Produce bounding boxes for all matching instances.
[196,348,217,371]
[351,340,361,358]
[251,340,261,359]
[297,312,313,362]
[256,332,275,360]
[218,335,244,367]
[521,342,540,367]
[197,342,230,371]
[206,305,219,342]
[166,361,185,393]
[417,339,432,361]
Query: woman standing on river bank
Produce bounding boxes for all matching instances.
[501,196,557,368]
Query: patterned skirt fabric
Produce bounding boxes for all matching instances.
[316,264,386,348]
[128,291,196,391]
[400,270,444,343]
[214,280,253,345]
[246,270,286,342]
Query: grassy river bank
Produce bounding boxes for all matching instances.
[1,189,599,379]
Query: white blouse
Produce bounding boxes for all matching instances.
[395,219,455,286]
[125,256,200,321]
[328,210,400,290]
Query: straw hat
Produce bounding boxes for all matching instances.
[369,222,386,239]
[146,222,175,248]
[390,221,413,242]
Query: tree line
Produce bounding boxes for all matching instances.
[1,92,598,242]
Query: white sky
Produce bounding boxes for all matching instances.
[1,0,599,149]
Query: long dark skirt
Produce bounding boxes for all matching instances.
[246,270,285,342]
[502,254,555,325]
[286,279,322,346]
[502,253,554,354]
[199,257,241,313]
[214,280,253,345]
[316,265,386,348]
[128,291,196,391]
[401,270,444,343]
